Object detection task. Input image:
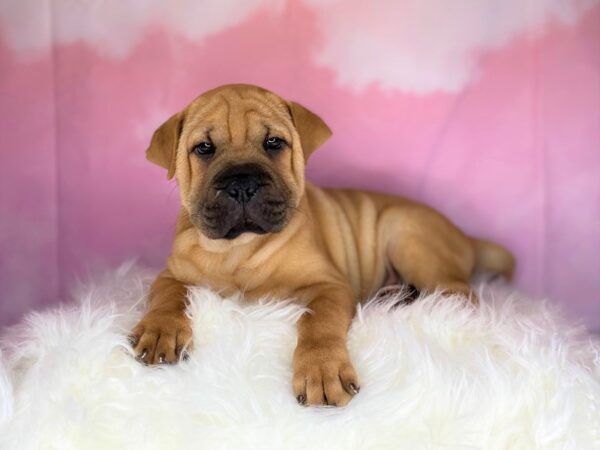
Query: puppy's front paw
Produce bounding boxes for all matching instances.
[293,340,359,407]
[129,309,193,365]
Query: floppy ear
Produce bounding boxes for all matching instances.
[146,112,184,180]
[288,101,332,161]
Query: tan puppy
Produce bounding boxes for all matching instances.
[131,84,514,407]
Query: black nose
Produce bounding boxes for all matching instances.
[225,176,259,203]
[215,163,271,204]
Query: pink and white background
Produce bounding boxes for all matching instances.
[0,0,598,330]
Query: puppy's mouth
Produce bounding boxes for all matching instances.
[197,203,289,240]
[223,218,268,240]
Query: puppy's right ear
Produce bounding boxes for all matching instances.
[146,112,184,180]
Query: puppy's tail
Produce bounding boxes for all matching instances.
[471,238,515,280]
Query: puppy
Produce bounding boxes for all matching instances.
[131,84,514,407]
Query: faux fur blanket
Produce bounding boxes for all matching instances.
[0,264,598,449]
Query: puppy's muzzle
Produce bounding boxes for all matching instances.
[195,162,291,240]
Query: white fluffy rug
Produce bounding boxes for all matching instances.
[0,264,598,450]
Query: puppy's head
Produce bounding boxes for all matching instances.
[146,84,331,240]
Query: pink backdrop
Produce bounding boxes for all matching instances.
[1,1,599,330]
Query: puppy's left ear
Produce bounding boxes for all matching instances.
[146,112,184,180]
[288,101,332,161]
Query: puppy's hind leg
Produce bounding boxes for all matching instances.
[385,218,478,304]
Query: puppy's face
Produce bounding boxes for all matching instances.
[146,84,331,240]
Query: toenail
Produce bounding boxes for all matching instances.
[128,335,139,347]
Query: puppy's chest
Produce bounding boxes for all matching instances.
[219,266,283,299]
[178,250,292,300]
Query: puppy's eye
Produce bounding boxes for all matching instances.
[263,136,285,152]
[192,141,215,157]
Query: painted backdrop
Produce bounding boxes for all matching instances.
[0,1,599,329]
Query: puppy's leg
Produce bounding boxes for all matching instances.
[385,209,477,302]
[292,284,360,407]
[130,270,193,365]
[389,245,475,301]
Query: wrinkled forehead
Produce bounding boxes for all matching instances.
[183,87,293,144]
